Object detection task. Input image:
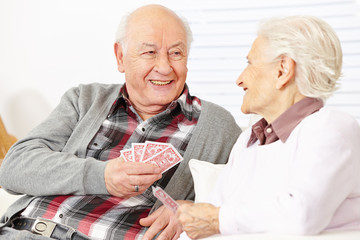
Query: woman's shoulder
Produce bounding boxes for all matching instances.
[298,106,360,137]
[310,107,358,126]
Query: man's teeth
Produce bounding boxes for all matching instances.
[151,80,172,85]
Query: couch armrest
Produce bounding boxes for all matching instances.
[0,188,23,216]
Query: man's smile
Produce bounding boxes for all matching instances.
[150,80,173,86]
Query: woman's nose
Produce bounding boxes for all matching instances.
[236,73,244,87]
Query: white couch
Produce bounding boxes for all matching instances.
[0,188,22,216]
[1,116,360,239]
[2,185,360,239]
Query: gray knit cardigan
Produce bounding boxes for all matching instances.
[0,83,241,226]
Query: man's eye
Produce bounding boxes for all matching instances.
[141,51,156,58]
[170,51,184,60]
[145,51,155,54]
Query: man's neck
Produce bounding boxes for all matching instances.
[132,103,169,120]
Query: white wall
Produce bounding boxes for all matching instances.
[1,0,359,138]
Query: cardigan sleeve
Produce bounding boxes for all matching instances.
[0,85,112,196]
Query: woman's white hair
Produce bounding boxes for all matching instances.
[114,8,193,54]
[258,15,342,102]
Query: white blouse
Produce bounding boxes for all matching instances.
[208,107,360,235]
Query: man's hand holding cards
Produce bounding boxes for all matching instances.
[120,141,183,173]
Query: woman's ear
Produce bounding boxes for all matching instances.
[276,56,296,90]
[114,42,125,73]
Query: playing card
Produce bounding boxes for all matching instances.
[132,143,145,162]
[120,148,134,162]
[152,186,179,213]
[144,146,183,173]
[140,141,171,162]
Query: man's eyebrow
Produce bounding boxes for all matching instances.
[169,42,186,49]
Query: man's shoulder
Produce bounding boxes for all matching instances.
[59,83,123,112]
[76,82,122,93]
[200,100,236,120]
[65,83,122,100]
[198,99,240,130]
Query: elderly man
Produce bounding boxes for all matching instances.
[177,15,360,239]
[0,4,240,240]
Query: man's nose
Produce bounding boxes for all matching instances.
[154,54,173,75]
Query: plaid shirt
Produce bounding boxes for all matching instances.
[21,84,201,240]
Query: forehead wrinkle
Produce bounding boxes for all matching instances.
[170,41,185,48]
[138,41,186,52]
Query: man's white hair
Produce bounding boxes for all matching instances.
[114,7,193,54]
[258,15,342,102]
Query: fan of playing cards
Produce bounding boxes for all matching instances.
[120,141,183,173]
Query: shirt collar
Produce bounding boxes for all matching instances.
[174,84,195,121]
[107,84,194,121]
[107,85,129,118]
[247,97,324,147]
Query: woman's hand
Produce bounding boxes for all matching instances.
[177,203,220,239]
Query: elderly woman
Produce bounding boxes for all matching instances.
[177,15,360,239]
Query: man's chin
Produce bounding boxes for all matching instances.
[149,98,176,107]
[147,91,182,106]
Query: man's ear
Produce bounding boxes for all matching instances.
[276,55,296,90]
[114,42,125,73]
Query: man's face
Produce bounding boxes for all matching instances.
[236,36,279,117]
[115,9,188,112]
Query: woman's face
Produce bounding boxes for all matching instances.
[236,36,280,118]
